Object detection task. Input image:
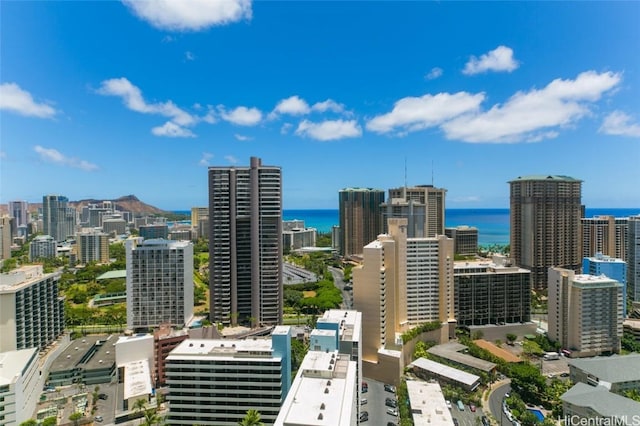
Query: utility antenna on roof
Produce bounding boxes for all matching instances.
[404,157,408,189]
[431,160,434,186]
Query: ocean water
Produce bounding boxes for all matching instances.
[175,208,639,247]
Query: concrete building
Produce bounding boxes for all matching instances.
[568,354,640,393]
[384,185,446,238]
[102,217,128,236]
[208,156,283,326]
[169,228,193,241]
[409,358,481,392]
[28,235,57,261]
[114,334,155,409]
[548,268,623,357]
[126,238,194,330]
[275,350,357,426]
[165,326,291,426]
[42,195,76,242]
[629,215,640,302]
[338,187,385,258]
[190,207,208,230]
[0,265,64,352]
[561,382,640,423]
[0,216,12,261]
[48,335,117,386]
[445,226,478,256]
[353,218,453,382]
[509,175,582,290]
[331,225,340,252]
[454,256,531,326]
[406,380,455,426]
[153,325,189,387]
[77,229,110,264]
[0,348,43,426]
[583,253,627,316]
[282,223,317,251]
[581,215,628,260]
[427,342,497,375]
[8,201,29,228]
[139,223,169,240]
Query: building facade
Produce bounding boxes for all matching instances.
[0,265,65,352]
[28,235,57,261]
[629,215,640,302]
[139,224,169,240]
[445,226,478,256]
[42,195,76,242]
[548,267,623,357]
[338,188,384,258]
[581,215,628,260]
[384,185,446,238]
[583,253,627,316]
[454,257,531,326]
[0,348,43,426]
[166,326,291,426]
[0,217,12,261]
[509,175,582,290]
[208,156,283,326]
[8,201,29,229]
[126,238,194,330]
[77,229,110,264]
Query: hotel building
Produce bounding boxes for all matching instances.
[383,185,446,238]
[548,267,623,357]
[0,348,43,426]
[629,215,640,302]
[126,238,194,331]
[581,215,628,260]
[0,265,65,352]
[77,229,110,264]
[165,326,291,426]
[509,175,582,290]
[445,226,479,256]
[338,188,385,258]
[208,156,283,326]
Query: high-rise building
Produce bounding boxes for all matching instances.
[581,215,628,260]
[0,216,12,260]
[77,229,110,264]
[8,201,29,228]
[353,218,453,382]
[0,348,44,426]
[629,216,640,302]
[166,326,291,426]
[191,206,209,239]
[384,185,446,238]
[339,188,384,258]
[548,267,623,357]
[509,175,582,290]
[139,223,169,240]
[454,256,531,326]
[42,195,77,242]
[208,156,283,326]
[126,238,194,330]
[29,235,57,261]
[0,265,65,352]
[583,253,627,316]
[445,226,479,256]
[282,220,317,251]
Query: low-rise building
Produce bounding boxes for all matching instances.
[409,358,481,392]
[427,342,497,375]
[48,335,116,386]
[0,348,43,426]
[569,354,640,393]
[562,382,640,422]
[406,380,455,426]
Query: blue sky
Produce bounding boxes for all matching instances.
[1,1,639,210]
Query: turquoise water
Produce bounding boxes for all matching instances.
[528,409,545,421]
[174,208,639,246]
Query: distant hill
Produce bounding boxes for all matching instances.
[0,195,169,216]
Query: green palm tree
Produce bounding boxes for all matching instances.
[142,408,161,426]
[133,398,147,414]
[238,409,263,426]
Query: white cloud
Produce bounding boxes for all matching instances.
[234,134,253,141]
[97,77,196,126]
[201,106,216,124]
[599,111,640,138]
[152,121,196,138]
[162,35,175,43]
[442,71,622,143]
[185,51,195,61]
[34,145,98,171]
[311,99,345,113]
[463,45,519,75]
[295,119,362,141]
[219,105,262,126]
[272,96,311,116]
[366,92,485,134]
[425,67,443,80]
[225,155,238,164]
[123,0,252,31]
[280,123,293,134]
[0,83,57,118]
[198,152,213,167]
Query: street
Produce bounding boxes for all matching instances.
[488,382,512,426]
[328,266,352,309]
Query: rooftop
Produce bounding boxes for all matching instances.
[561,382,640,417]
[0,348,38,386]
[569,354,640,385]
[410,358,480,387]
[0,265,59,292]
[406,380,455,426]
[50,335,117,373]
[509,175,582,182]
[167,338,275,359]
[122,359,152,400]
[96,270,127,280]
[427,342,497,372]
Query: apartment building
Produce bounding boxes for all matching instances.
[42,195,76,242]
[629,215,640,302]
[0,265,64,352]
[445,226,478,256]
[28,235,57,261]
[77,229,110,264]
[165,326,291,426]
[509,176,582,290]
[583,253,627,316]
[581,215,628,260]
[208,156,283,326]
[126,238,194,331]
[548,267,623,357]
[0,348,43,426]
[339,187,384,258]
[384,185,446,238]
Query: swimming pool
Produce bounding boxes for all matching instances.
[528,409,545,421]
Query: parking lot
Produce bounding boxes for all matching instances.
[541,356,570,378]
[450,400,486,426]
[360,378,401,426]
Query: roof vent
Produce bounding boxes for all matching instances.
[324,388,329,394]
[327,380,331,386]
[189,343,193,347]
[320,403,326,410]
[318,413,324,420]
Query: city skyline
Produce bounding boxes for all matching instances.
[1,1,639,210]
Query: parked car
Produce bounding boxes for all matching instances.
[446,400,452,409]
[482,416,490,426]
[469,403,477,412]
[386,408,399,417]
[384,384,396,393]
[361,398,368,405]
[387,423,397,426]
[360,411,369,422]
[98,393,108,400]
[385,397,397,408]
[453,419,460,426]
[94,416,103,423]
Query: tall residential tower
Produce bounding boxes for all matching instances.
[509,175,582,290]
[42,195,76,242]
[339,188,385,258]
[208,157,283,326]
